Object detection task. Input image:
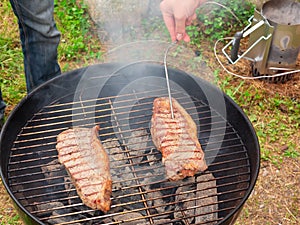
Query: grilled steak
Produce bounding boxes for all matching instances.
[56,125,112,212]
[150,97,208,181]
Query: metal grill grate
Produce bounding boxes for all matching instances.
[7,88,250,225]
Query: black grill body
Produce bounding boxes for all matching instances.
[0,63,260,225]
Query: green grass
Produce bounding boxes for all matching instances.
[187,0,255,48]
[0,37,25,103]
[53,0,104,74]
[0,215,20,225]
[54,0,102,63]
[214,71,300,166]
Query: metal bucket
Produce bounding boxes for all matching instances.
[223,0,300,82]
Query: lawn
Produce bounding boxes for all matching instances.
[0,0,299,224]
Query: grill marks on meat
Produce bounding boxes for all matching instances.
[56,125,112,212]
[151,97,208,181]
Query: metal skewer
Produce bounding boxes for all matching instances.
[164,41,177,119]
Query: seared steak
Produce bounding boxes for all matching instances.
[150,97,207,181]
[56,125,112,212]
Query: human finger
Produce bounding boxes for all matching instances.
[160,2,177,42]
[174,14,187,41]
[162,14,177,42]
[182,33,191,42]
[186,13,197,26]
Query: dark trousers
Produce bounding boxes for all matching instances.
[0,89,5,119]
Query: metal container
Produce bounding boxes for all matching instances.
[223,0,300,82]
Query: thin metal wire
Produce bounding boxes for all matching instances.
[164,41,177,119]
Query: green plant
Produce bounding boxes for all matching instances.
[0,36,26,106]
[0,214,21,225]
[284,143,300,158]
[187,0,255,47]
[216,71,299,166]
[141,17,168,40]
[54,0,102,61]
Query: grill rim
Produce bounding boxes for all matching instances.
[0,62,260,225]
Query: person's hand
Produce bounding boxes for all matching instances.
[160,0,206,42]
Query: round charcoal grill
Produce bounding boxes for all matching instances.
[0,63,260,225]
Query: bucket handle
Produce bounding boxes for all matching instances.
[222,16,272,64]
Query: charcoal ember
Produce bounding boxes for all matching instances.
[48,209,90,225]
[135,218,174,225]
[67,187,81,205]
[103,139,127,169]
[137,165,165,184]
[64,176,75,192]
[136,171,154,184]
[64,177,96,217]
[195,173,218,224]
[135,156,168,185]
[174,177,196,224]
[41,159,66,188]
[126,129,150,164]
[101,217,114,224]
[173,222,186,225]
[41,159,68,185]
[111,166,145,212]
[113,210,149,225]
[112,179,122,191]
[12,184,26,204]
[112,165,138,207]
[146,148,162,166]
[143,184,167,215]
[142,179,176,216]
[41,159,66,177]
[126,129,148,149]
[113,166,136,188]
[173,174,218,224]
[113,187,145,212]
[47,217,80,225]
[152,218,173,224]
[34,201,64,217]
[41,159,68,201]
